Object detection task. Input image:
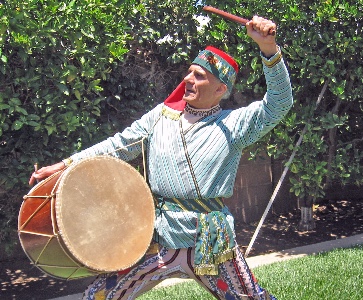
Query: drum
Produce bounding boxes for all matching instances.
[18,156,155,280]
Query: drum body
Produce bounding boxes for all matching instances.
[18,156,155,280]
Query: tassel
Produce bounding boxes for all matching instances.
[194,264,219,276]
[214,248,236,264]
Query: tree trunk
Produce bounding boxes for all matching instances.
[298,206,316,231]
[325,99,341,189]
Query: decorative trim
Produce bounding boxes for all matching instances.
[261,46,282,68]
[194,249,235,275]
[214,248,236,264]
[171,197,188,211]
[194,249,236,276]
[194,264,219,276]
[184,103,221,117]
[215,197,224,207]
[194,198,213,213]
[153,196,225,213]
[161,105,182,120]
[193,48,237,92]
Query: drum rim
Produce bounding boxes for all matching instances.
[23,169,64,197]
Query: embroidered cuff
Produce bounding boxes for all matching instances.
[261,46,282,68]
[62,157,73,167]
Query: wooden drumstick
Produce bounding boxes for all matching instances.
[34,163,39,183]
[203,6,276,36]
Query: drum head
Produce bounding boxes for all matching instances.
[56,156,154,272]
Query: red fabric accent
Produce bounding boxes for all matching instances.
[205,46,239,73]
[163,81,187,111]
[117,268,131,275]
[217,279,229,292]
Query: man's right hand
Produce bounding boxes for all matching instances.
[28,162,66,186]
[246,16,278,58]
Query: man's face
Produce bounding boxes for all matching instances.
[182,64,227,109]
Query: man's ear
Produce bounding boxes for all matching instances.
[216,83,228,97]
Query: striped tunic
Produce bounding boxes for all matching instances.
[70,55,293,250]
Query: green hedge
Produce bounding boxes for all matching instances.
[0,0,138,250]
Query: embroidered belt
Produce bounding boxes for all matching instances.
[154,195,236,276]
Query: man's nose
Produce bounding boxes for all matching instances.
[183,72,194,82]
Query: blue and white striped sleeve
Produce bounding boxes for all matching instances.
[231,50,293,150]
[69,104,163,163]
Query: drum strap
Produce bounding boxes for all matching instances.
[179,119,203,200]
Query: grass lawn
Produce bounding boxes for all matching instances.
[138,245,363,300]
[138,281,213,299]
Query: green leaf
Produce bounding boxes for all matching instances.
[251,57,259,70]
[74,90,81,100]
[10,98,22,106]
[45,125,55,135]
[12,120,23,130]
[0,104,10,110]
[27,114,40,121]
[247,74,257,85]
[81,28,94,39]
[27,121,39,127]
[109,43,128,60]
[290,163,298,173]
[15,106,28,115]
[57,83,70,96]
[329,17,339,22]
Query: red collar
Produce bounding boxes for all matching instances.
[163,81,187,111]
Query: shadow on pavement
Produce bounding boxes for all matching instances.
[0,255,95,300]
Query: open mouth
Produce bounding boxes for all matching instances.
[185,88,195,95]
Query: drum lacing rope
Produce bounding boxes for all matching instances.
[19,195,55,231]
[23,194,55,200]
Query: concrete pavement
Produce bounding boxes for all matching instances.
[50,234,363,300]
[246,233,363,268]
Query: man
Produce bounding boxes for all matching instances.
[30,16,293,300]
